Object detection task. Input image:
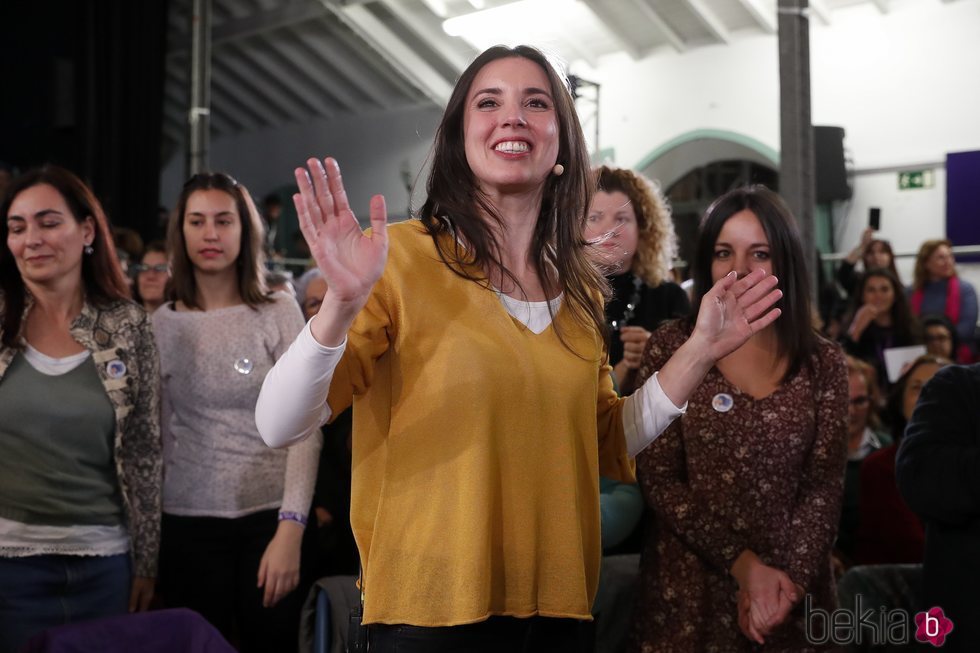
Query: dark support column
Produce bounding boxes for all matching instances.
[778,0,816,294]
[187,0,212,176]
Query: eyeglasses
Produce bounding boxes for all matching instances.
[925,333,952,342]
[849,396,870,407]
[132,263,169,274]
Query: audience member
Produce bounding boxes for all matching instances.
[298,271,358,580]
[629,185,848,651]
[298,270,326,320]
[132,241,168,313]
[842,268,919,393]
[112,227,145,277]
[153,172,320,653]
[254,45,781,652]
[836,355,889,568]
[909,239,977,362]
[856,355,947,566]
[921,313,958,361]
[586,165,690,395]
[897,362,980,651]
[265,269,297,301]
[0,165,161,652]
[261,193,283,256]
[837,227,900,298]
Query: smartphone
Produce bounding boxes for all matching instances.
[869,207,881,231]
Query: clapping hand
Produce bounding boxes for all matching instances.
[294,157,388,345]
[690,269,782,363]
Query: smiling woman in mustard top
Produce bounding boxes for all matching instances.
[256,45,783,653]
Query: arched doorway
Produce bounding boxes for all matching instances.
[636,130,780,277]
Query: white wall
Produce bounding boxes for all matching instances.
[160,104,443,220]
[577,0,980,260]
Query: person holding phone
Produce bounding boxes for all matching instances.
[836,209,900,300]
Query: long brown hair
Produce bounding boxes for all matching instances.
[418,45,606,354]
[1,165,130,347]
[847,268,919,345]
[167,172,270,310]
[690,185,816,382]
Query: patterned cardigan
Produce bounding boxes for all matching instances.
[0,295,162,577]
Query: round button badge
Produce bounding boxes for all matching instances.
[106,360,127,379]
[712,392,734,413]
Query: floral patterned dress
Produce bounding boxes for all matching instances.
[628,320,848,652]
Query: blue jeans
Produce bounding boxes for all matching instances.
[0,554,131,653]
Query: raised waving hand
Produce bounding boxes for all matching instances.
[294,157,388,346]
[655,269,781,409]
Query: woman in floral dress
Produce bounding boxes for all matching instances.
[629,186,848,652]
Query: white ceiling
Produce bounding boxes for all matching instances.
[162,0,946,153]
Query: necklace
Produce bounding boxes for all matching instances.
[610,276,643,332]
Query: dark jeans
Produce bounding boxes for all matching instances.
[159,510,305,653]
[368,616,594,653]
[0,553,130,653]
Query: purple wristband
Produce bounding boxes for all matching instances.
[278,510,308,527]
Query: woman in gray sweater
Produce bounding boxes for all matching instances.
[154,172,320,653]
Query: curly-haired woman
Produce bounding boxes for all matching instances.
[586,166,690,395]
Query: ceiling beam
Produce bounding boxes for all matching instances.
[212,53,309,124]
[161,105,188,143]
[257,34,359,114]
[561,34,599,68]
[292,23,399,110]
[634,0,686,52]
[736,0,777,33]
[378,0,471,74]
[225,41,338,120]
[169,0,328,57]
[579,0,643,59]
[808,0,832,25]
[317,0,453,107]
[166,64,262,132]
[419,0,449,18]
[680,0,730,43]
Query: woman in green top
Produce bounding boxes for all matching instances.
[0,165,161,652]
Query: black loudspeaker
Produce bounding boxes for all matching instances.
[814,125,852,203]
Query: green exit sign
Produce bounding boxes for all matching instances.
[898,170,935,190]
